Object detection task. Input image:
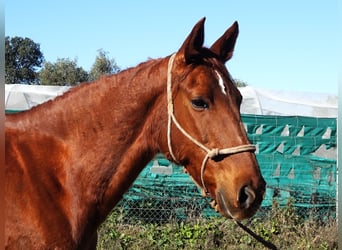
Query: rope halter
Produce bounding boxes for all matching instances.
[166,53,256,195]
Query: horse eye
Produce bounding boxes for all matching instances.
[191,98,209,110]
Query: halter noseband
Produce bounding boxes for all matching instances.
[166,53,256,195]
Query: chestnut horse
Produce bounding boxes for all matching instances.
[5,18,266,249]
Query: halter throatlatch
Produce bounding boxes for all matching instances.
[166,53,256,194]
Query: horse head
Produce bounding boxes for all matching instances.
[164,18,266,220]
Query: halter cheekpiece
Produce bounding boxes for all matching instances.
[166,53,256,195]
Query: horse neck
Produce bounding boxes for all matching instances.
[77,60,169,214]
[9,58,170,237]
[13,58,168,148]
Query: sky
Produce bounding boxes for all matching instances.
[5,1,339,94]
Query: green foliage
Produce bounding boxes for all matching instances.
[6,36,122,86]
[97,200,337,250]
[5,36,44,84]
[88,49,120,81]
[234,78,248,87]
[38,50,120,85]
[39,58,88,86]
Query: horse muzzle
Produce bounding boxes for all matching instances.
[215,182,266,220]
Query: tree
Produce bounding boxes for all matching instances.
[5,36,44,84]
[234,79,248,87]
[88,49,120,81]
[39,58,88,86]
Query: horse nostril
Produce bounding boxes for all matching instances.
[238,185,256,209]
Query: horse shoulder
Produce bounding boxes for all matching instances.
[5,127,76,248]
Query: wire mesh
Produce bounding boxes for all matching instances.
[113,115,337,223]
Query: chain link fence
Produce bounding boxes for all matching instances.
[112,115,337,224]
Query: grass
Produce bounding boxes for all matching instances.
[96,200,337,250]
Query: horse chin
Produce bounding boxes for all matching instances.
[215,189,260,221]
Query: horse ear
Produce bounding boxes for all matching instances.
[210,21,239,62]
[178,17,205,64]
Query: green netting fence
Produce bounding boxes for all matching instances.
[115,114,337,223]
[6,109,337,222]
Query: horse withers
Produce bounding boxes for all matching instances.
[5,18,266,249]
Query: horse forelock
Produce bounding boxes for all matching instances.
[173,49,237,97]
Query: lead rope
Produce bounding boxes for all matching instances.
[166,53,278,250]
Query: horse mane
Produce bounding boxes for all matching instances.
[6,57,165,121]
